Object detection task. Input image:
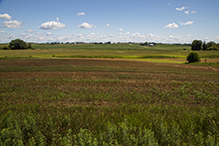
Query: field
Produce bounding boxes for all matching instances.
[1,44,219,63]
[0,44,219,145]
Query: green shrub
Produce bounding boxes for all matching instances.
[207,45,218,50]
[186,52,201,63]
[3,46,10,50]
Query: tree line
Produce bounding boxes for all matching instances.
[0,39,32,50]
[191,40,219,51]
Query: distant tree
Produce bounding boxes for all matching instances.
[207,41,216,48]
[140,42,148,46]
[9,39,27,50]
[217,43,219,49]
[186,52,201,63]
[28,43,32,49]
[3,46,10,50]
[207,44,218,50]
[105,41,111,44]
[202,41,207,51]
[191,40,202,50]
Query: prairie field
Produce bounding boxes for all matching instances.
[0,57,219,145]
[1,44,219,62]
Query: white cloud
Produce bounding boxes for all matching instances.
[0,13,12,20]
[78,23,97,29]
[119,29,123,32]
[90,32,96,36]
[3,20,23,28]
[46,32,52,36]
[164,23,179,28]
[8,34,15,39]
[21,33,27,36]
[77,12,86,16]
[175,7,187,11]
[0,31,5,33]
[125,32,130,35]
[3,32,197,44]
[26,30,34,33]
[169,35,174,39]
[106,24,110,27]
[39,18,65,30]
[180,21,194,25]
[75,34,82,37]
[184,10,189,15]
[187,35,191,37]
[191,11,196,14]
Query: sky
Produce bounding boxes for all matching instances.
[0,0,219,43]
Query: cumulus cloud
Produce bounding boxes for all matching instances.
[39,18,65,30]
[0,13,12,20]
[0,31,5,33]
[125,32,130,35]
[106,24,110,27]
[20,33,27,36]
[78,23,97,29]
[164,23,179,28]
[191,11,196,14]
[109,34,114,37]
[3,20,23,28]
[77,12,86,16]
[8,34,15,39]
[46,32,52,36]
[175,7,187,11]
[180,21,194,25]
[90,32,96,36]
[26,30,34,33]
[184,10,189,15]
[148,34,155,37]
[119,29,123,32]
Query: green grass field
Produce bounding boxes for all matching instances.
[0,59,219,145]
[1,43,219,64]
[0,44,219,145]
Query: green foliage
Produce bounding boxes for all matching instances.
[207,41,216,48]
[28,43,32,49]
[186,52,201,63]
[9,39,27,50]
[3,46,10,50]
[207,44,218,50]
[0,59,219,145]
[191,40,202,50]
[203,41,207,51]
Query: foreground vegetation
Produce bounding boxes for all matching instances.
[0,59,219,145]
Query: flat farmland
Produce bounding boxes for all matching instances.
[1,44,219,62]
[0,58,219,145]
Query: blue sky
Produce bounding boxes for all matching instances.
[0,0,219,43]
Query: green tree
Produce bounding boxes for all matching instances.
[217,43,219,49]
[191,40,202,51]
[207,44,218,50]
[186,52,201,63]
[9,39,27,50]
[28,43,32,49]
[207,41,216,48]
[202,41,207,51]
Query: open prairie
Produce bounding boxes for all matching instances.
[0,58,219,145]
[1,44,219,64]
